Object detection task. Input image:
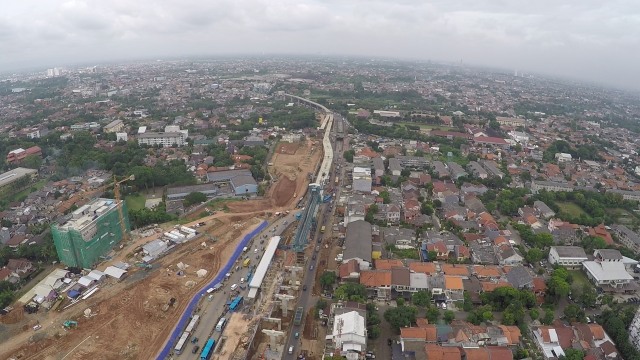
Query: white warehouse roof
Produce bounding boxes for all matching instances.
[248,236,281,297]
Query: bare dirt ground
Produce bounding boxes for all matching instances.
[275,143,299,155]
[216,312,250,360]
[0,216,262,360]
[226,138,321,214]
[1,131,325,360]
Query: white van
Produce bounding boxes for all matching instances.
[240,278,245,284]
[288,346,293,354]
[230,284,238,291]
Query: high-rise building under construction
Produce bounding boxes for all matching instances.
[51,198,130,268]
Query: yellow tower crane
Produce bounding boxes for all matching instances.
[113,175,135,242]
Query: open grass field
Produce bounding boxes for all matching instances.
[15,179,46,199]
[608,208,636,224]
[125,193,146,211]
[568,270,591,288]
[557,201,587,217]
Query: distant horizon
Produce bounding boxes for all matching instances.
[2,53,638,95]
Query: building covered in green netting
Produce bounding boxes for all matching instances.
[51,198,130,268]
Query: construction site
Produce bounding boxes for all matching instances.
[0,212,265,360]
[0,98,333,360]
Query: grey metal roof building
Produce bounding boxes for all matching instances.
[388,158,402,174]
[551,246,588,258]
[447,162,468,179]
[0,167,38,190]
[207,169,253,183]
[372,157,385,178]
[467,161,488,179]
[167,183,219,200]
[612,224,640,252]
[396,155,429,169]
[344,220,372,266]
[506,266,533,289]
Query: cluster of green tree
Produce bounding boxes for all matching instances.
[364,204,378,224]
[514,101,585,118]
[366,303,381,339]
[351,117,467,148]
[407,114,445,126]
[314,88,424,108]
[534,189,637,227]
[334,283,367,303]
[563,304,587,323]
[604,114,640,134]
[455,175,513,191]
[46,132,146,179]
[128,203,177,229]
[467,304,494,325]
[319,271,337,290]
[263,107,317,130]
[343,149,355,163]
[580,235,639,261]
[384,304,417,331]
[183,192,207,207]
[479,287,536,326]
[599,308,640,360]
[206,144,234,167]
[480,188,529,216]
[0,280,18,309]
[379,191,391,204]
[379,175,407,188]
[542,140,602,162]
[420,200,434,216]
[0,237,58,268]
[128,161,196,190]
[238,145,269,181]
[385,244,421,260]
[512,224,554,249]
[545,267,571,302]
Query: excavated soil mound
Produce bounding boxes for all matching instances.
[276,143,299,155]
[272,176,296,206]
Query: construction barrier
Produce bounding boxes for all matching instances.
[155,220,269,359]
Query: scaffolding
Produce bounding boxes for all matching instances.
[51,198,131,268]
[292,184,322,253]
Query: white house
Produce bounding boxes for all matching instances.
[331,311,367,360]
[582,249,634,290]
[548,246,588,268]
[554,153,572,163]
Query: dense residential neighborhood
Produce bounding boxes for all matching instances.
[1,58,640,359]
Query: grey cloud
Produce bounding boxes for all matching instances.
[0,0,639,89]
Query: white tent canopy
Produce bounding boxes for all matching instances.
[104,266,127,279]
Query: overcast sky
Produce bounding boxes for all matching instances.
[2,0,639,89]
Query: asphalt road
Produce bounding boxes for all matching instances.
[281,118,345,359]
[173,213,296,359]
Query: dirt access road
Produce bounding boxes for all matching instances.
[0,215,262,360]
[225,139,322,213]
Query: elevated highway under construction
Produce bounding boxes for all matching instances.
[284,94,334,253]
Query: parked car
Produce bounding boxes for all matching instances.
[302,285,307,291]
[192,345,200,354]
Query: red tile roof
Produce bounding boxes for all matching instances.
[359,270,392,287]
[375,259,404,270]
